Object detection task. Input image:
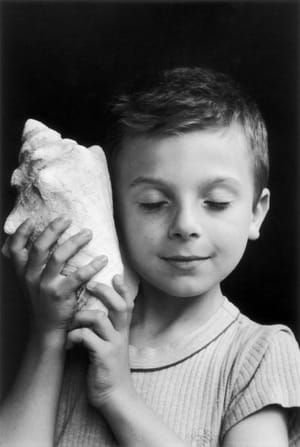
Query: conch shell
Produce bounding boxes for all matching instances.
[2,119,138,311]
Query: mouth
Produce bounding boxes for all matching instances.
[160,255,211,271]
[161,255,210,261]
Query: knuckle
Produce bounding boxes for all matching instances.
[81,327,90,339]
[51,250,64,264]
[94,310,107,321]
[31,241,44,254]
[39,278,47,291]
[116,302,127,313]
[46,284,61,300]
[121,302,129,312]
[17,227,29,237]
[121,298,130,311]
[66,237,82,253]
[119,283,128,294]
[48,219,60,231]
[73,269,86,283]
[24,272,35,286]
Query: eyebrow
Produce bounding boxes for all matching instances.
[129,176,171,189]
[129,175,241,190]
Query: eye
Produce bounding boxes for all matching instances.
[139,201,169,211]
[204,201,231,211]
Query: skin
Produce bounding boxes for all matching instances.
[114,124,270,346]
[0,123,289,447]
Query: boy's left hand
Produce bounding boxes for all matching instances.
[67,274,135,409]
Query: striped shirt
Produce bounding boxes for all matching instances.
[55,297,300,446]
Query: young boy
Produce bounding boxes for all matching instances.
[1,67,300,447]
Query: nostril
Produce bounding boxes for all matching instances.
[171,230,200,241]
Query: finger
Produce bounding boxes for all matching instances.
[66,327,106,353]
[42,229,95,280]
[112,275,134,330]
[54,256,108,298]
[1,237,11,258]
[70,309,115,341]
[26,217,72,273]
[7,219,34,276]
[86,281,131,332]
[112,274,133,308]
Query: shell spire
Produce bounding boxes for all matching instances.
[22,119,62,150]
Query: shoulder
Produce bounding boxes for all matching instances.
[218,300,300,382]
[221,310,300,445]
[228,312,300,369]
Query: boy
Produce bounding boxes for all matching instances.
[1,67,300,446]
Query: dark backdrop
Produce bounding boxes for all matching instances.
[1,1,299,397]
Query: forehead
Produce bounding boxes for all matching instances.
[114,124,253,188]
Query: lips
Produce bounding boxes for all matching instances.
[160,254,211,272]
[161,255,210,261]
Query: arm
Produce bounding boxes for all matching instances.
[0,334,66,447]
[222,405,288,447]
[67,278,188,447]
[100,388,188,447]
[0,217,107,447]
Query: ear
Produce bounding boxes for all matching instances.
[248,188,270,240]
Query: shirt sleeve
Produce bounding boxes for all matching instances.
[221,326,300,445]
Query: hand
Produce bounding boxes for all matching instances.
[66,275,134,409]
[3,217,108,347]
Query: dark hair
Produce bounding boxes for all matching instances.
[106,67,269,205]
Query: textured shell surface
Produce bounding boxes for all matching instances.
[3,119,138,310]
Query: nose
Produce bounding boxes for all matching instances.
[168,204,202,241]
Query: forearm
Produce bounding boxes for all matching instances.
[0,332,66,447]
[100,388,188,447]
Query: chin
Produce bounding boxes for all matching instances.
[153,277,214,298]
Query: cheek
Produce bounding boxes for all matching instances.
[210,211,252,252]
[119,209,163,252]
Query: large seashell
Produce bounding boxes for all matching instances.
[2,119,138,311]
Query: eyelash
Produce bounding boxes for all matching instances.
[139,201,169,211]
[139,201,231,213]
[204,201,230,211]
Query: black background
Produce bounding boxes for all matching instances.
[1,1,299,396]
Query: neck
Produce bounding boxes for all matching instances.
[130,282,224,348]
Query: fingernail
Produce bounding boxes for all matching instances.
[54,216,70,225]
[87,280,97,290]
[80,228,92,237]
[62,217,72,225]
[92,256,108,268]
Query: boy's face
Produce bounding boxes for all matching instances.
[114,123,269,298]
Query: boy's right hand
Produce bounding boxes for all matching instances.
[3,216,108,348]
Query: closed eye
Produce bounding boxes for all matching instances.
[204,201,231,211]
[139,201,169,211]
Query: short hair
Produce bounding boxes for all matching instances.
[105,67,269,205]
